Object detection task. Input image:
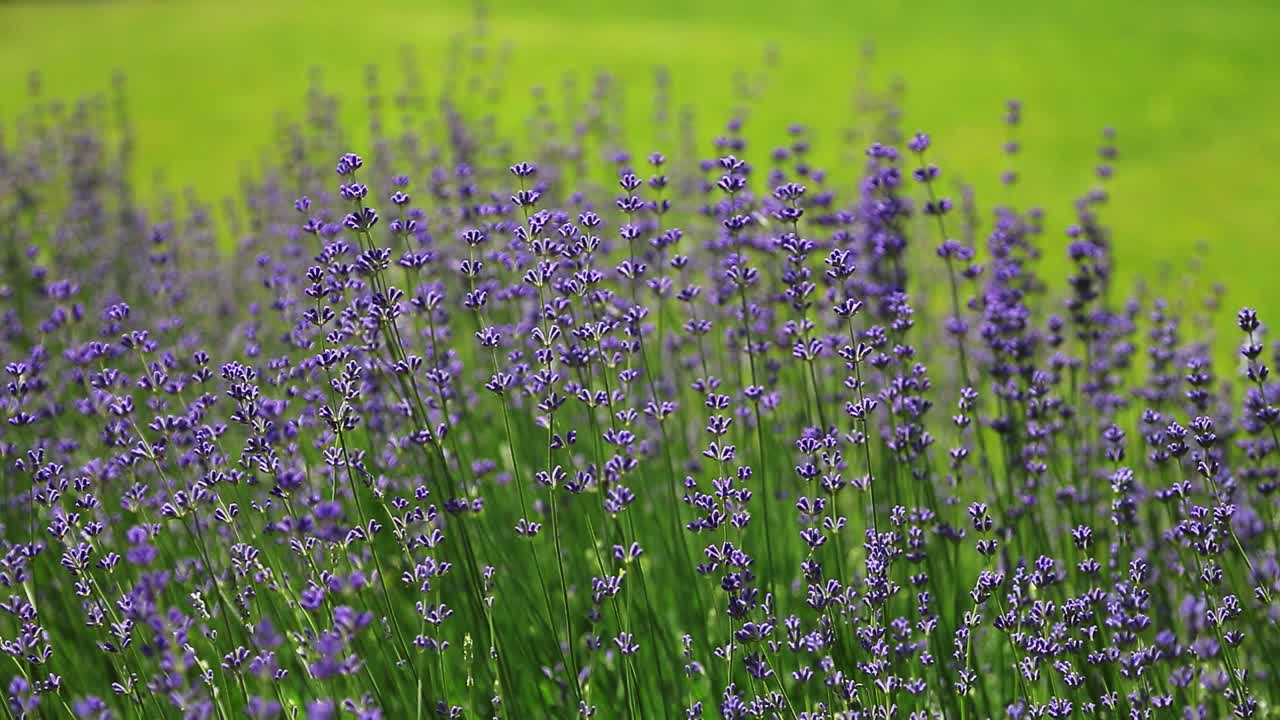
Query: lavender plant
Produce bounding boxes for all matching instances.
[1,39,1277,720]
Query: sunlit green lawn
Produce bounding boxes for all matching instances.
[2,0,1277,319]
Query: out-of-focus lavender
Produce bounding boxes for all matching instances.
[1,41,1277,720]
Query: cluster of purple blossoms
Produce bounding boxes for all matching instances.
[1,40,1278,720]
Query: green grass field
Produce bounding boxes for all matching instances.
[3,0,1277,318]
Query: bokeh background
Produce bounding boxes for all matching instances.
[3,0,1277,318]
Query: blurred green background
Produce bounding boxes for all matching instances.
[2,0,1277,319]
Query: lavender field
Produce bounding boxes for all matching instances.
[3,3,1280,719]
